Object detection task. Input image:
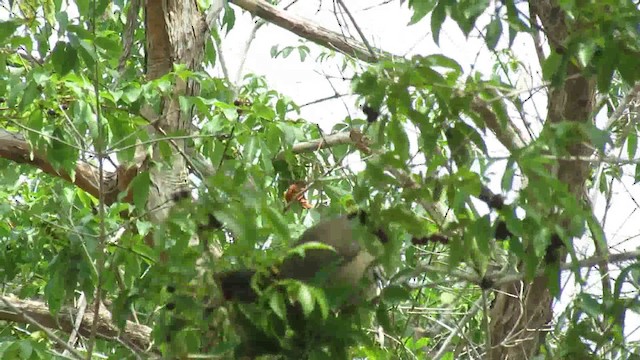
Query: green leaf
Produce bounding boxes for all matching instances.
[49,128,77,172]
[25,110,44,148]
[381,285,411,305]
[471,215,492,254]
[627,130,638,160]
[96,0,111,18]
[95,35,120,54]
[297,284,315,316]
[541,52,563,82]
[440,292,455,305]
[310,287,329,319]
[112,291,136,329]
[614,263,640,298]
[269,291,287,320]
[136,220,154,237]
[51,41,78,76]
[17,340,32,359]
[19,81,39,111]
[297,45,309,61]
[276,99,287,119]
[253,103,276,120]
[578,293,601,318]
[0,20,19,44]
[283,46,294,58]
[485,17,502,50]
[221,6,236,33]
[576,42,598,68]
[596,46,619,93]
[445,125,471,166]
[130,171,150,211]
[44,263,65,315]
[375,304,392,331]
[544,262,561,297]
[388,116,409,159]
[581,123,612,153]
[67,24,92,39]
[431,1,446,45]
[422,54,462,72]
[204,37,217,65]
[288,241,335,259]
[75,0,89,16]
[263,205,290,241]
[618,51,640,85]
[408,0,436,25]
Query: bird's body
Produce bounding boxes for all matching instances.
[217,214,379,303]
[215,213,384,358]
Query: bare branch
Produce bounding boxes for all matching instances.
[335,0,378,62]
[230,0,398,63]
[431,297,484,360]
[605,81,640,130]
[204,0,226,32]
[275,130,356,160]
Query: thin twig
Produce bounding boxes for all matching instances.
[431,297,483,360]
[335,0,378,62]
[217,125,235,171]
[299,93,347,108]
[63,293,87,358]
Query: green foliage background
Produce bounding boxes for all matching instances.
[0,0,639,359]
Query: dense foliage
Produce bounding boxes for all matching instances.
[0,0,640,359]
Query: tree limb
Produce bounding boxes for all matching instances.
[274,130,356,160]
[0,294,153,355]
[229,0,398,63]
[0,296,85,360]
[0,128,123,204]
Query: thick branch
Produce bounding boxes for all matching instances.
[0,129,123,204]
[470,95,526,151]
[230,0,397,63]
[0,295,152,353]
[275,130,356,160]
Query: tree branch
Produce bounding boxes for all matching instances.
[0,296,85,360]
[0,128,123,204]
[229,0,398,63]
[470,95,526,151]
[274,130,356,160]
[0,294,153,354]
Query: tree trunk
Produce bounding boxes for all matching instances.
[143,0,206,226]
[488,1,597,358]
